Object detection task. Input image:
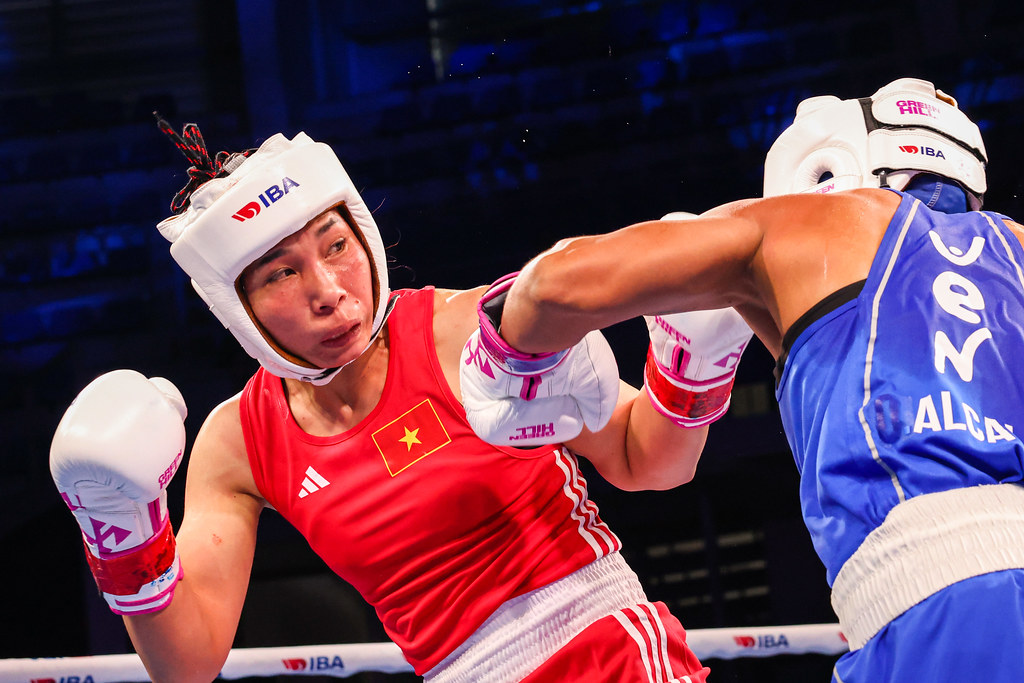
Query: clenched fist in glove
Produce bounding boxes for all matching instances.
[460,273,620,447]
[50,369,187,614]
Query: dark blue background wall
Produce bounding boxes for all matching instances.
[2,2,1022,681]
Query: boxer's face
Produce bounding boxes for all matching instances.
[240,209,375,370]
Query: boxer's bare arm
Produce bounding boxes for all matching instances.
[501,208,764,355]
[563,383,709,491]
[1001,217,1024,250]
[125,396,264,683]
[502,191,900,359]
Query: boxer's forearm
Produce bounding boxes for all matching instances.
[502,235,637,353]
[124,517,257,683]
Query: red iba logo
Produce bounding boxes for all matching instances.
[281,656,346,671]
[897,145,946,159]
[733,634,790,649]
[232,177,301,221]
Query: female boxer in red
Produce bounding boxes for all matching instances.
[49,122,723,683]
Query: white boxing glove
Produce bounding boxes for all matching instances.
[644,309,753,427]
[50,369,187,615]
[460,273,620,447]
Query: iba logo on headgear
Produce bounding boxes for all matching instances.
[897,145,947,159]
[231,177,302,221]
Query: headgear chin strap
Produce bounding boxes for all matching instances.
[157,131,391,385]
[763,77,988,210]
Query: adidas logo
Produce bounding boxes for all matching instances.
[298,466,330,499]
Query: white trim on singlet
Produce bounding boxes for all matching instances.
[856,199,920,504]
[986,212,1024,289]
[554,447,620,555]
[831,484,1024,650]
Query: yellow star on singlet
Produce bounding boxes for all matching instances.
[398,426,422,451]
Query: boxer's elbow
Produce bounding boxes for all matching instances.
[131,639,228,683]
[146,660,226,683]
[125,589,237,683]
[617,456,698,492]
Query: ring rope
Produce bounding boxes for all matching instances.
[0,623,846,682]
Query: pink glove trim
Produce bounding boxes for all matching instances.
[109,579,179,615]
[84,518,177,596]
[477,272,567,375]
[644,345,734,427]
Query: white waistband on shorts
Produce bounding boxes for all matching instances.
[831,483,1024,650]
[424,552,647,683]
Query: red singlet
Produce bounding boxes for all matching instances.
[240,287,621,674]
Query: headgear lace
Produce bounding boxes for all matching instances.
[154,112,255,214]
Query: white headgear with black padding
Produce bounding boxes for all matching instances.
[157,132,390,384]
[763,77,987,209]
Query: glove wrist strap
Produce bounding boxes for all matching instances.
[84,518,180,612]
[644,345,735,427]
[477,273,567,375]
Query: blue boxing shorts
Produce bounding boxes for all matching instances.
[832,569,1024,683]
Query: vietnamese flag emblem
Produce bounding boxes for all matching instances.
[372,399,452,476]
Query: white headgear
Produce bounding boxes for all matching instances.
[763,77,987,209]
[157,132,390,384]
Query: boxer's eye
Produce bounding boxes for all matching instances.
[327,238,347,255]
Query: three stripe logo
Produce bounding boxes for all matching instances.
[298,466,330,499]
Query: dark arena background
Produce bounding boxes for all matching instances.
[2,1,1022,681]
